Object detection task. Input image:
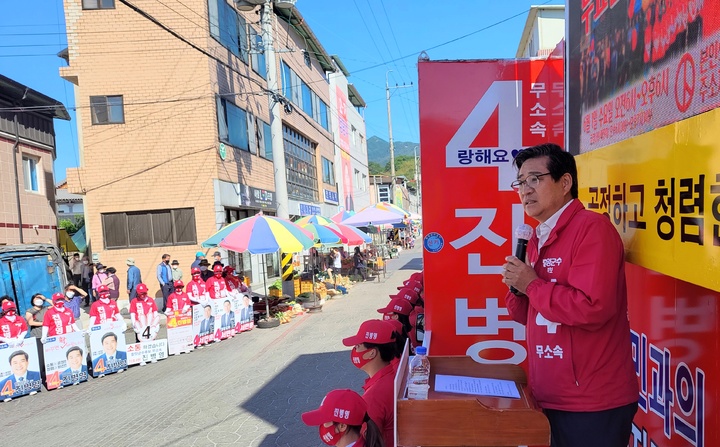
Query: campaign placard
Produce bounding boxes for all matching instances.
[237,293,254,332]
[127,339,168,365]
[0,339,42,399]
[214,296,239,340]
[193,303,215,346]
[89,321,127,377]
[42,331,87,390]
[166,310,194,356]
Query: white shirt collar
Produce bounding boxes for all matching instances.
[536,200,573,250]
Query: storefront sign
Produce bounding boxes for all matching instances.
[324,189,339,205]
[299,203,321,216]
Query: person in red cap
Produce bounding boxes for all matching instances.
[186,267,209,303]
[41,292,80,343]
[377,298,413,336]
[224,266,248,294]
[88,285,125,327]
[301,388,384,447]
[166,280,192,315]
[205,264,228,299]
[342,319,399,447]
[0,300,28,345]
[392,287,424,348]
[129,283,160,342]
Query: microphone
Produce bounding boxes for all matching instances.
[510,224,533,296]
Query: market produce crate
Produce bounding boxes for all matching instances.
[300,281,313,293]
[269,288,282,298]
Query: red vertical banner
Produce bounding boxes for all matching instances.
[419,58,563,366]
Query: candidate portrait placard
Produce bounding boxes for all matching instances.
[166,310,194,356]
[89,321,127,377]
[214,296,239,340]
[193,303,215,347]
[237,293,254,332]
[43,330,87,391]
[127,339,168,365]
[0,340,42,399]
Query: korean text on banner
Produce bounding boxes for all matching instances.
[1,339,42,398]
[127,339,168,366]
[166,310,194,356]
[43,331,87,390]
[418,58,564,366]
[89,321,127,377]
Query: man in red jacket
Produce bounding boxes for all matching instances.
[502,143,638,447]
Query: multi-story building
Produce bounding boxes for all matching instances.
[328,56,369,213]
[0,74,70,246]
[516,5,565,58]
[61,0,365,291]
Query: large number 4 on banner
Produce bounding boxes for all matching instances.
[1,380,14,397]
[445,80,522,191]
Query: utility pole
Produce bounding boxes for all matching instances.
[262,0,289,219]
[385,70,413,186]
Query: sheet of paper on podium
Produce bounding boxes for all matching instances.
[434,374,521,399]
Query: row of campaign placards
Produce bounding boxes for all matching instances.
[0,298,254,400]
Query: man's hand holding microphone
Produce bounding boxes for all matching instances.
[502,224,538,295]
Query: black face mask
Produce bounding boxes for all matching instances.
[164,260,170,264]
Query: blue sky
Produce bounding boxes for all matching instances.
[0,0,563,181]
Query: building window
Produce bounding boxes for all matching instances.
[303,50,311,68]
[249,28,266,78]
[208,0,248,63]
[260,120,273,160]
[216,96,249,152]
[22,156,39,192]
[102,208,197,249]
[318,100,329,131]
[354,169,361,189]
[351,126,357,146]
[90,95,124,125]
[82,0,114,9]
[283,125,318,202]
[321,157,335,185]
[378,185,390,203]
[301,81,313,117]
[361,173,367,191]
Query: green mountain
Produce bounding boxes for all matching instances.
[367,136,420,179]
[367,136,419,166]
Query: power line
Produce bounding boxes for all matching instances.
[350,0,553,75]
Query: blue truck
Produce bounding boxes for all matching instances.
[0,244,68,315]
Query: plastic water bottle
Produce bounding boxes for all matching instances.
[407,346,430,400]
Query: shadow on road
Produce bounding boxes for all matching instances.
[241,350,366,447]
[398,256,423,271]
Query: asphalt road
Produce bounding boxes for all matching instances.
[0,247,423,447]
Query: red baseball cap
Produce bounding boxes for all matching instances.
[1,300,16,312]
[342,319,396,346]
[390,287,419,305]
[301,389,367,426]
[52,292,65,303]
[385,318,403,334]
[410,271,423,280]
[399,280,422,294]
[377,298,413,316]
[191,267,201,275]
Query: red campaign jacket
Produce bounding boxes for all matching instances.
[505,199,638,412]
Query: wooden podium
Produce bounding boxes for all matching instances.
[396,355,550,447]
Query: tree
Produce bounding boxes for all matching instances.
[58,216,85,235]
[368,161,385,175]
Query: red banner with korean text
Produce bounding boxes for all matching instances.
[567,0,720,153]
[418,58,563,366]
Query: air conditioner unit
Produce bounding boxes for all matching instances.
[274,0,296,8]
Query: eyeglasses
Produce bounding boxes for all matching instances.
[511,173,552,192]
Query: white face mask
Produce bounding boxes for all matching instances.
[200,266,208,272]
[100,297,110,304]
[6,314,16,322]
[33,300,43,307]
[65,291,74,298]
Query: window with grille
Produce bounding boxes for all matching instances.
[102,208,197,249]
[283,125,318,202]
